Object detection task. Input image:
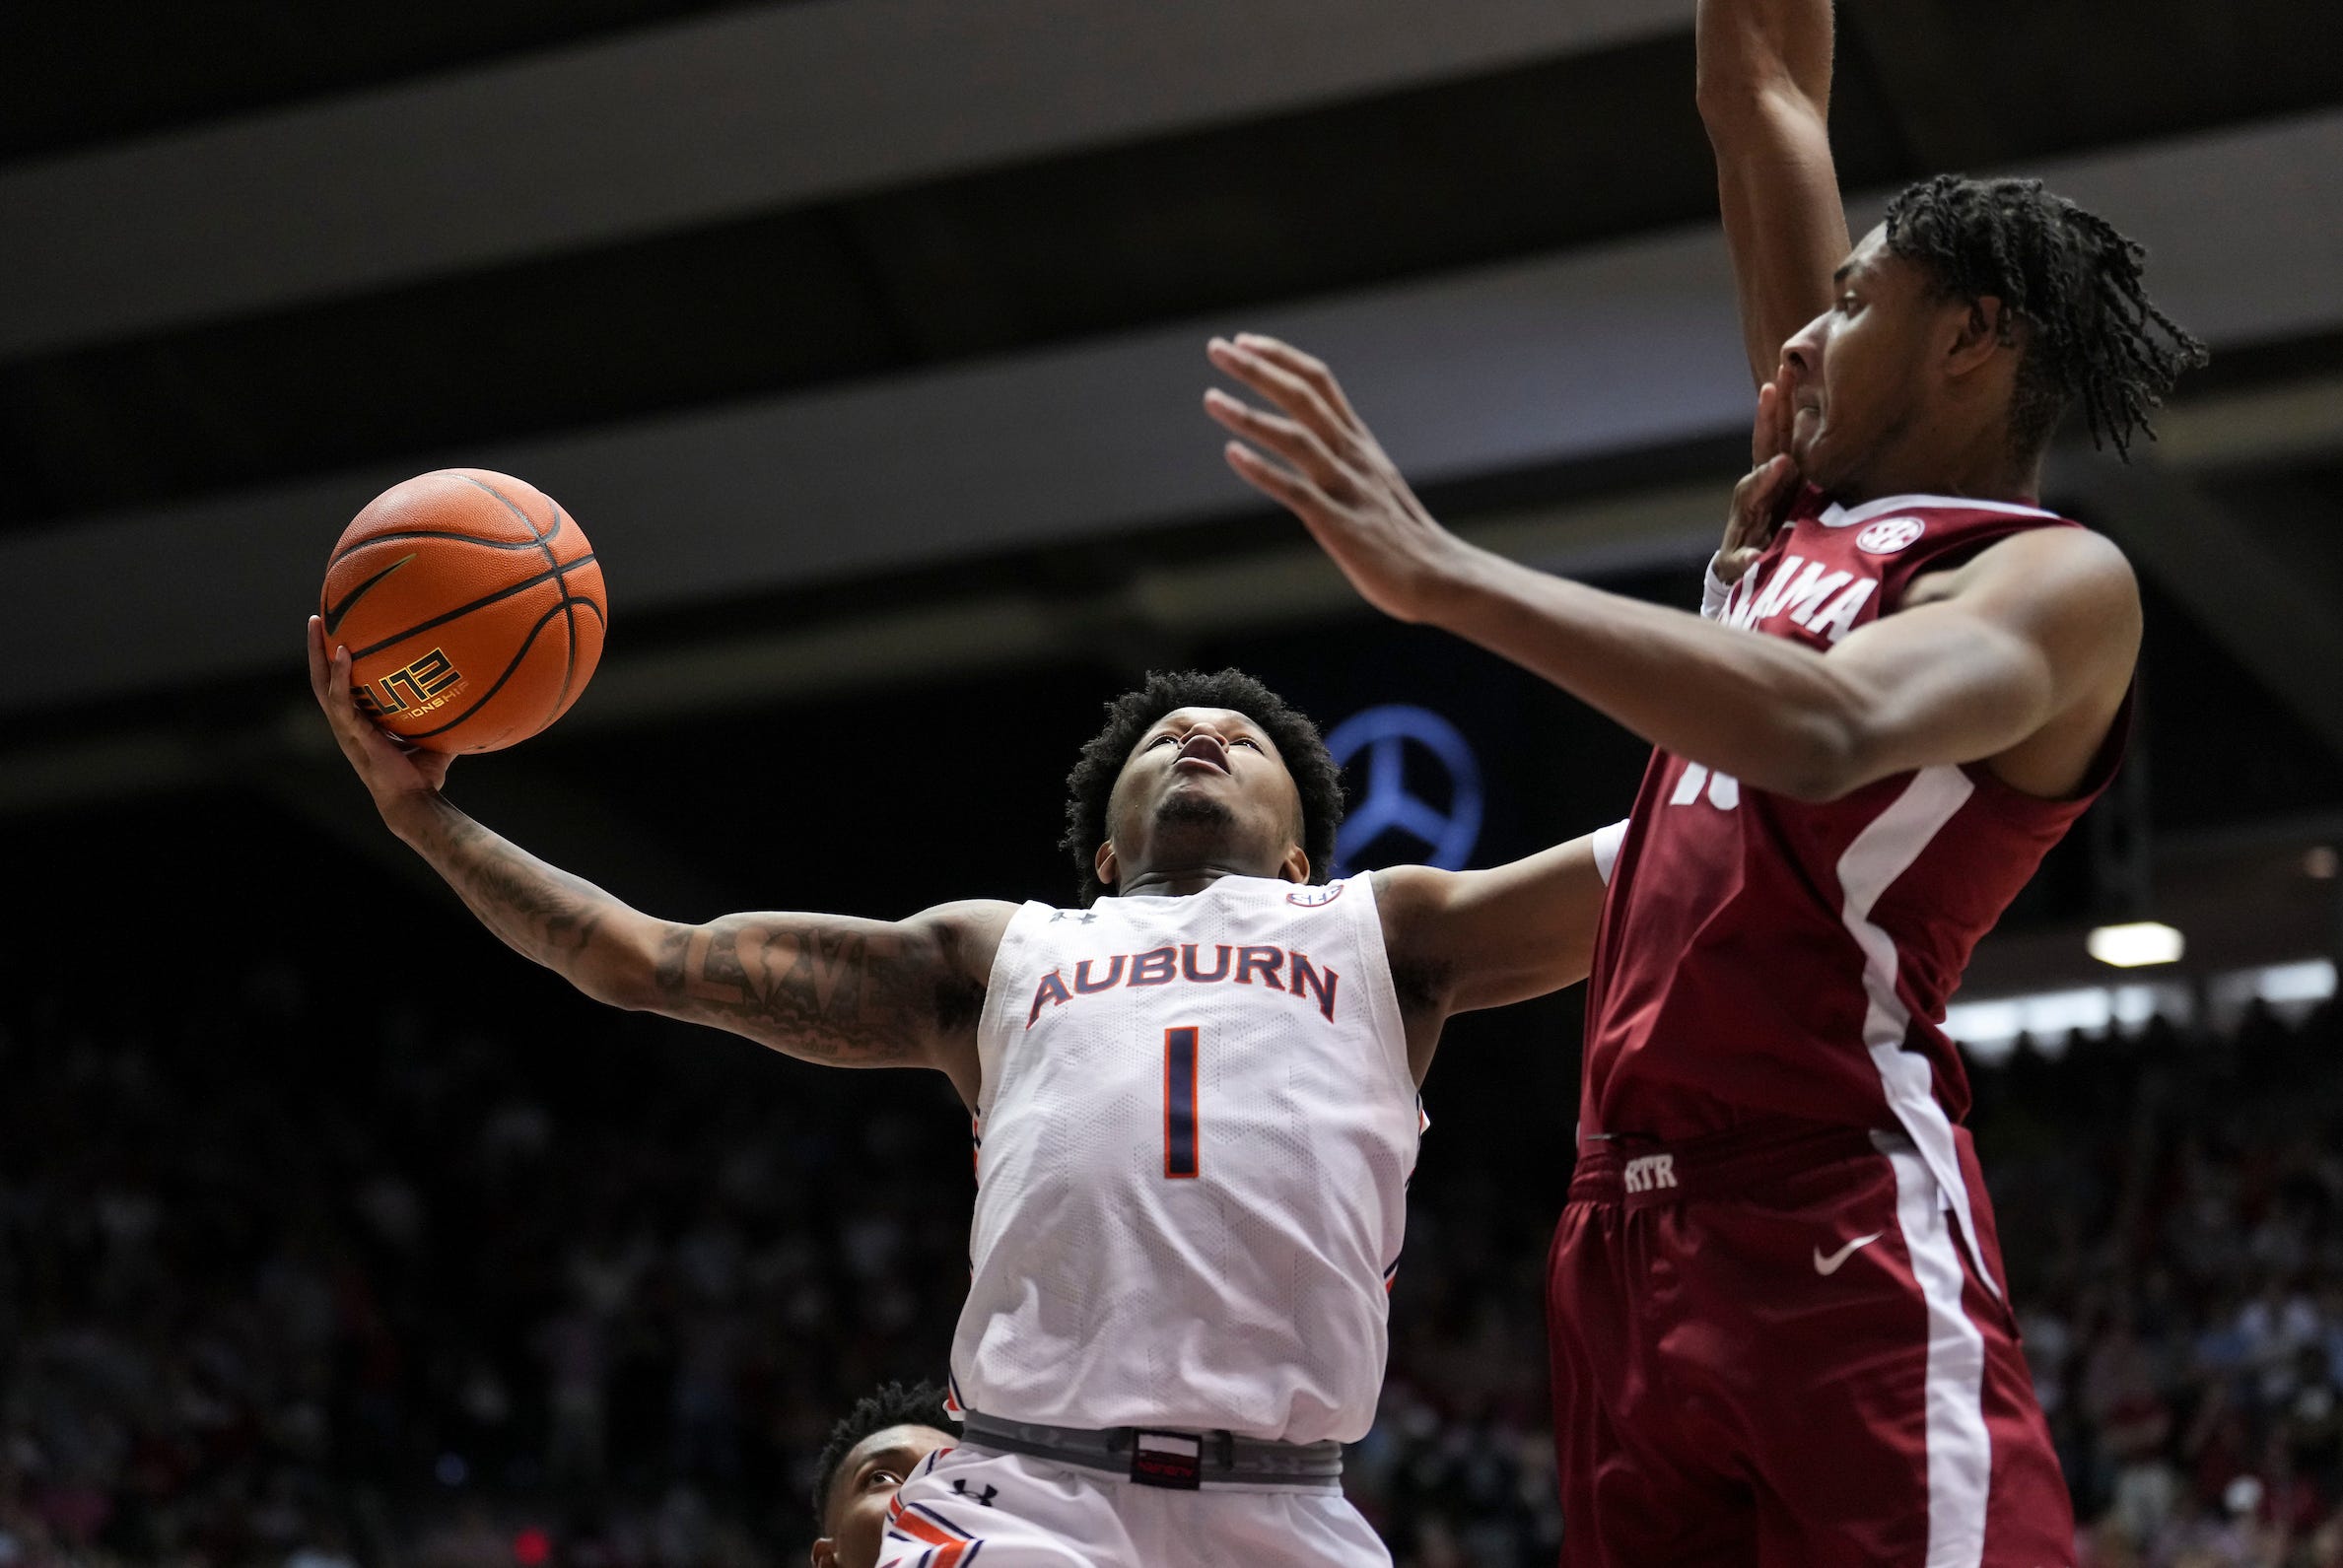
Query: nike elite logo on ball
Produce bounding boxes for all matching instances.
[1813,1233,1883,1275]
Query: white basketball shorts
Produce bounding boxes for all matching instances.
[874,1445,1392,1568]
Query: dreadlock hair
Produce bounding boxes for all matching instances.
[809,1380,956,1529]
[1881,173,2208,462]
[1062,669,1344,907]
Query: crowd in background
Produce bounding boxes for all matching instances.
[4,952,2342,1568]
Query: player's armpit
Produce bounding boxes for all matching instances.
[632,901,1011,1101]
[1376,835,1609,1024]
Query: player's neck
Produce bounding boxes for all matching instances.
[1836,433,2044,510]
[1115,861,1269,899]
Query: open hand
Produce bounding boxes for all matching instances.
[1718,375,1801,584]
[1204,334,1466,624]
[307,615,454,807]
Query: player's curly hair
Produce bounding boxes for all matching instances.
[1062,669,1344,906]
[810,1380,957,1529]
[1881,173,2208,461]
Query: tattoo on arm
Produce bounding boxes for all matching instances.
[397,794,978,1067]
[433,807,612,964]
[651,917,947,1065]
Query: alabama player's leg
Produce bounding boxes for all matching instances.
[1546,1195,1760,1567]
[1716,1141,2074,1568]
[875,1448,1130,1568]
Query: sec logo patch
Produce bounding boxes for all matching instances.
[1856,516,1925,554]
[1286,883,1346,907]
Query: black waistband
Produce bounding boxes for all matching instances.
[957,1410,1344,1491]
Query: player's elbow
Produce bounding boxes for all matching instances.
[1757,711,1876,803]
[1695,72,1824,147]
[573,920,669,1012]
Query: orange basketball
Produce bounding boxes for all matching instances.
[319,469,606,753]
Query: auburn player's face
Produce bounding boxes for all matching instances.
[1103,707,1308,887]
[1777,225,1942,496]
[811,1424,954,1568]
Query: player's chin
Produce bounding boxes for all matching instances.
[1153,786,1238,830]
[1789,427,1834,487]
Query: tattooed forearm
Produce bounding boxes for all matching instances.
[651,917,927,1065]
[394,795,641,996]
[383,793,990,1073]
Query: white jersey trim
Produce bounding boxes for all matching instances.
[1589,820,1629,886]
[1817,493,2059,528]
[1833,764,2002,1300]
[1881,1137,1991,1568]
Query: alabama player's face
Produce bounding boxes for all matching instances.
[812,1424,954,1568]
[1778,225,1941,496]
[1104,707,1308,885]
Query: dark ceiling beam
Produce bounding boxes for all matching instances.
[1837,0,2026,170]
[0,0,1683,359]
[8,110,2339,722]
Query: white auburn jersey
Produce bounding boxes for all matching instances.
[950,873,1418,1444]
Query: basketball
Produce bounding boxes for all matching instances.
[319,468,606,753]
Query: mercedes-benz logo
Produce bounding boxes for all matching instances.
[1325,704,1484,876]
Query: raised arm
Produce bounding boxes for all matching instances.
[1696,0,1850,386]
[1203,339,2140,804]
[307,618,1003,1106]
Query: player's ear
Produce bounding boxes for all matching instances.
[1279,844,1311,884]
[809,1536,838,1568]
[1946,296,2011,377]
[1094,841,1119,894]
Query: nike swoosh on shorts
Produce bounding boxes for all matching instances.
[1813,1232,1884,1275]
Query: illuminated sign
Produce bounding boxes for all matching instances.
[1325,704,1483,876]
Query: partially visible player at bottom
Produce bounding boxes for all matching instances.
[811,1383,959,1568]
[310,643,1626,1568]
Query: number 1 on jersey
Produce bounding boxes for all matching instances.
[1163,1026,1201,1179]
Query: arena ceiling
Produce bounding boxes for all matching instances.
[6,0,2341,863]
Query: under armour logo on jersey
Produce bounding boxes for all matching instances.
[1050,910,1099,923]
[1621,1154,1678,1193]
[1856,516,1925,554]
[950,1479,999,1507]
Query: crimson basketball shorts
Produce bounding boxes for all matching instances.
[1546,1118,2074,1568]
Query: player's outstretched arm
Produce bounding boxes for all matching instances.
[1377,835,1609,1008]
[1205,344,2140,803]
[1696,0,1849,387]
[307,617,1003,1104]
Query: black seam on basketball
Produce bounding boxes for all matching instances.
[400,599,575,741]
[345,552,597,661]
[458,476,580,714]
[452,473,563,546]
[327,527,557,568]
[551,507,580,713]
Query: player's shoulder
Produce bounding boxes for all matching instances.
[906,898,1023,972]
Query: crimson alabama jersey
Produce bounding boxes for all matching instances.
[1584,490,2131,1273]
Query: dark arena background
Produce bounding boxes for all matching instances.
[6,3,2343,1565]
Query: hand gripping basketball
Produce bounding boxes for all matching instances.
[308,614,454,806]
